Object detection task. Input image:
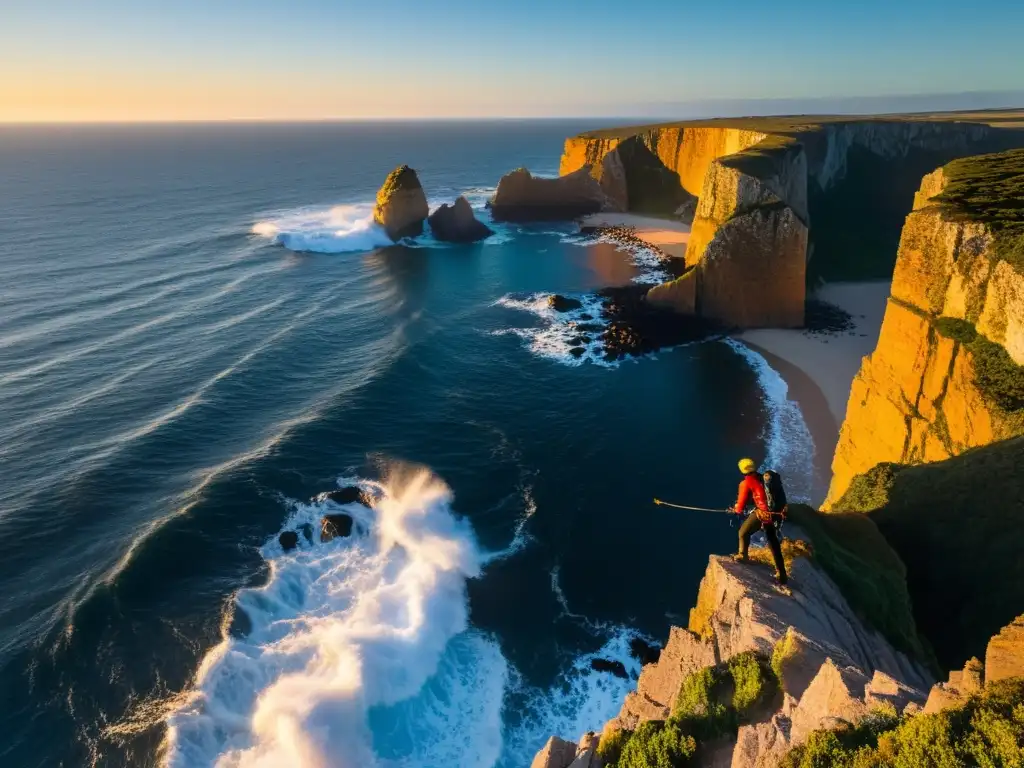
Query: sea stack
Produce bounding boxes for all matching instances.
[489,167,608,222]
[428,196,494,242]
[373,165,429,241]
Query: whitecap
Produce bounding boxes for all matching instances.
[492,293,613,367]
[723,339,815,502]
[161,468,506,768]
[253,203,393,254]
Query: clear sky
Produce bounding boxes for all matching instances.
[3,0,1023,121]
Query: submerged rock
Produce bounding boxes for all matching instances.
[278,530,299,551]
[320,486,373,508]
[590,658,629,679]
[490,167,608,222]
[320,513,353,542]
[428,196,494,242]
[373,165,429,241]
[548,294,583,312]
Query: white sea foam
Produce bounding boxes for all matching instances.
[501,627,645,766]
[562,232,673,285]
[162,468,506,768]
[252,203,394,254]
[724,339,815,502]
[492,293,614,367]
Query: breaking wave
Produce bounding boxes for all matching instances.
[724,339,815,502]
[252,203,394,254]
[161,467,637,767]
[162,469,503,768]
[492,293,614,367]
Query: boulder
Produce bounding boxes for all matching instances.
[548,295,583,312]
[530,736,578,768]
[320,486,373,508]
[320,513,353,542]
[985,615,1024,685]
[278,530,299,551]
[923,681,968,715]
[490,167,608,222]
[790,660,870,744]
[568,732,601,768]
[373,165,429,241]
[428,196,494,243]
[590,658,629,679]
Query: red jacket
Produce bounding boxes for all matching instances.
[735,474,772,522]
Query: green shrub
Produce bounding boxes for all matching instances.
[729,651,774,713]
[613,720,696,768]
[933,316,978,344]
[772,630,799,690]
[597,728,631,766]
[781,678,1024,768]
[673,665,735,740]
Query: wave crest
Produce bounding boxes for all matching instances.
[253,203,393,254]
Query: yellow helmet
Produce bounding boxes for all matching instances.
[738,458,757,474]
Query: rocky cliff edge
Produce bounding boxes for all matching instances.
[532,544,933,768]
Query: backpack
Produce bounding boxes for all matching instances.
[762,470,788,514]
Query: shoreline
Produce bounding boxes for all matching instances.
[578,212,691,259]
[735,281,892,507]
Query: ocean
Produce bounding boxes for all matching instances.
[0,121,813,767]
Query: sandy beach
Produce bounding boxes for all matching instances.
[739,281,892,505]
[579,212,691,258]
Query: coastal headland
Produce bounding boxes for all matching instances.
[512,112,1024,766]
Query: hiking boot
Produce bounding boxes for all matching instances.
[732,554,749,563]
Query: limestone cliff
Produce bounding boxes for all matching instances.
[560,116,1024,329]
[824,157,1024,507]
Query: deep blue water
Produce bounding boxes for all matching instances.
[0,122,809,767]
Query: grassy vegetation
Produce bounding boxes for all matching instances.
[834,437,1024,668]
[784,504,927,662]
[779,678,1024,767]
[576,110,1024,141]
[600,652,777,768]
[932,148,1024,269]
[932,317,1024,413]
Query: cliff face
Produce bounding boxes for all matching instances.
[559,118,1021,329]
[824,166,1024,507]
[560,127,768,203]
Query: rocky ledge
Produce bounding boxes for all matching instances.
[532,540,934,768]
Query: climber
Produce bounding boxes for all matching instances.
[732,458,788,586]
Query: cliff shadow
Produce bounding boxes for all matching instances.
[616,135,694,216]
[839,436,1024,670]
[807,133,1024,285]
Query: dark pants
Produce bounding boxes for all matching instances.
[738,514,787,581]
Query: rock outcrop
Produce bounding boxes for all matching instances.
[373,165,429,241]
[535,550,932,767]
[490,167,608,222]
[824,163,1024,506]
[427,196,493,242]
[921,615,1024,715]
